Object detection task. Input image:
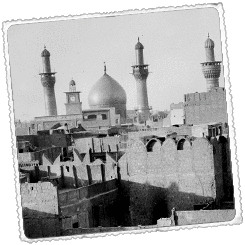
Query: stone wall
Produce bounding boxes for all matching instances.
[118,137,229,226]
[20,182,61,238]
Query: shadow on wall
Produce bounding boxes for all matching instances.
[117,136,234,226]
[116,179,216,226]
[22,208,61,239]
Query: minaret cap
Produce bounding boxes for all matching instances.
[135,37,144,50]
[69,79,76,86]
[205,34,215,48]
[41,45,50,57]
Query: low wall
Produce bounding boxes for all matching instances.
[176,209,236,225]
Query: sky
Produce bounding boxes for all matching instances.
[7,7,224,121]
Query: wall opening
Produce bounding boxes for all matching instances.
[177,139,185,150]
[146,139,158,152]
[101,114,107,120]
[72,222,79,228]
[87,114,97,120]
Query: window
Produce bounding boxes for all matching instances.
[101,114,107,120]
[87,114,97,120]
[72,222,79,228]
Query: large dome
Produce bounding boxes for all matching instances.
[88,73,127,107]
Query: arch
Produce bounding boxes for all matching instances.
[146,138,162,152]
[177,138,185,150]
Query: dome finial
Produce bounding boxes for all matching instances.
[138,37,139,42]
[44,44,46,49]
[104,62,106,74]
[208,33,209,38]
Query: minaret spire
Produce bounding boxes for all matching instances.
[39,47,58,116]
[201,35,221,91]
[132,38,151,124]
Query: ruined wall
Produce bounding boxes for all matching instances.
[118,137,225,226]
[20,182,61,238]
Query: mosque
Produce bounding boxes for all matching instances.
[15,35,227,136]
[28,38,152,132]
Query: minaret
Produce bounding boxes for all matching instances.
[132,38,151,122]
[201,34,222,92]
[39,46,58,116]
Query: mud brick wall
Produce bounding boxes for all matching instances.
[118,137,226,226]
[74,136,120,154]
[184,88,228,125]
[20,182,60,238]
[58,179,119,230]
[18,147,62,165]
[37,134,70,148]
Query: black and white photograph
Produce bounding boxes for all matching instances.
[1,1,243,243]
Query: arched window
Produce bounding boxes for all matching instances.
[177,139,185,150]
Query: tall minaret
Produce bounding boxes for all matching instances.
[201,34,222,92]
[39,46,58,116]
[132,38,151,122]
